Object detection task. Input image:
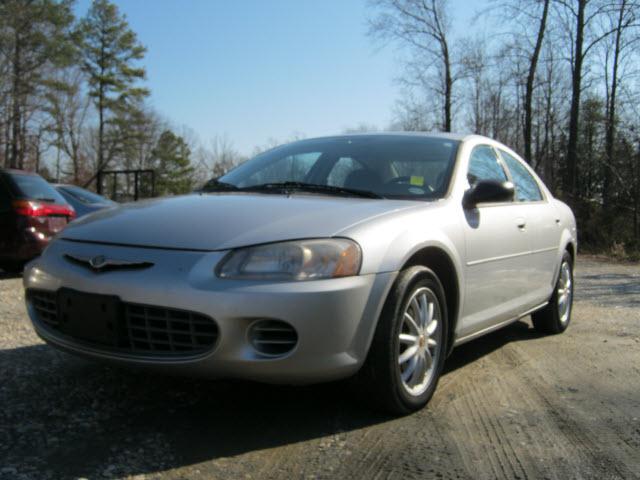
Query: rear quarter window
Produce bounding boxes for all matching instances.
[499,150,543,202]
[8,174,68,204]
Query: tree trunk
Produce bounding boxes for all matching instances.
[524,0,550,165]
[442,38,452,132]
[10,29,21,169]
[603,0,626,214]
[565,0,586,200]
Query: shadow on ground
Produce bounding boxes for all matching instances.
[0,320,541,478]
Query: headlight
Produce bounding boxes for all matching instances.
[216,238,361,280]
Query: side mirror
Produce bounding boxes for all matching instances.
[463,180,514,209]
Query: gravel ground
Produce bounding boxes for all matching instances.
[0,255,639,479]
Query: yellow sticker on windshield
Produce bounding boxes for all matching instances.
[410,175,424,186]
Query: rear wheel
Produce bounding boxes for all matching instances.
[360,266,448,414]
[532,251,573,334]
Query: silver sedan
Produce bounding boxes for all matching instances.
[23,133,577,413]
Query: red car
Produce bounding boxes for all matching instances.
[0,169,76,273]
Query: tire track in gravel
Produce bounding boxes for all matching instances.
[488,336,640,480]
[326,403,471,479]
[438,352,537,480]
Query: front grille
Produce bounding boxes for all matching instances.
[248,319,298,356]
[28,289,218,357]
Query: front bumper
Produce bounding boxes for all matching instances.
[23,239,396,384]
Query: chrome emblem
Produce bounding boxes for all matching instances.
[64,253,154,272]
[89,255,107,270]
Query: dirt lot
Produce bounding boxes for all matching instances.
[1,255,639,480]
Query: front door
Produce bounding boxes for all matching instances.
[459,145,532,338]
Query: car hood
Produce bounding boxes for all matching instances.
[60,193,422,251]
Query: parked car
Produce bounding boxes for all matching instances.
[0,169,76,273]
[23,133,576,413]
[54,184,117,218]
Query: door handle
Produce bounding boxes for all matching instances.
[516,218,527,230]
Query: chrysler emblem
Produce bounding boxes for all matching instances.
[64,253,154,272]
[89,255,107,270]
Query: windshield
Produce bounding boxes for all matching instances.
[59,185,115,205]
[8,173,68,204]
[214,135,460,200]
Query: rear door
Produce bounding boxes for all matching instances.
[0,176,14,257]
[459,145,533,338]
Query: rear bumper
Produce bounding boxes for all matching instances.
[24,239,397,384]
[1,220,53,263]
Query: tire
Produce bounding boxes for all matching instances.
[359,266,448,415]
[532,251,574,334]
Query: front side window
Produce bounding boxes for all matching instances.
[216,136,460,200]
[326,157,363,187]
[467,145,508,185]
[499,150,543,202]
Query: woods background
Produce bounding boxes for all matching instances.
[1,0,640,257]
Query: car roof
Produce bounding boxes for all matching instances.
[0,168,41,177]
[291,132,515,147]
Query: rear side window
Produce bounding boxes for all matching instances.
[8,174,67,204]
[499,150,543,202]
[467,145,508,185]
[60,186,112,205]
[327,157,364,186]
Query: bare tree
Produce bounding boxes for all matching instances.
[524,0,551,164]
[601,0,639,212]
[556,0,616,199]
[369,0,456,131]
[42,68,91,183]
[210,135,242,177]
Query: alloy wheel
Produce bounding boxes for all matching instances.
[397,287,442,397]
[557,260,573,324]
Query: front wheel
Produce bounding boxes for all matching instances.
[532,251,574,334]
[359,266,448,414]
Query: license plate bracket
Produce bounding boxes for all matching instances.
[58,289,121,346]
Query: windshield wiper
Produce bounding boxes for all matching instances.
[199,179,241,193]
[242,182,384,199]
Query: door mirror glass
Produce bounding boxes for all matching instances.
[463,180,515,208]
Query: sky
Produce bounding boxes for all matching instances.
[75,0,488,155]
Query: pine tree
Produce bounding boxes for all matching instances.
[151,130,194,195]
[78,0,148,180]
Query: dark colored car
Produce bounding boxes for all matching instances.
[0,169,76,272]
[54,184,117,218]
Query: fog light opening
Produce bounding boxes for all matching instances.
[248,320,298,357]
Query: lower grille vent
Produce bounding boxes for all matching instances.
[27,289,218,357]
